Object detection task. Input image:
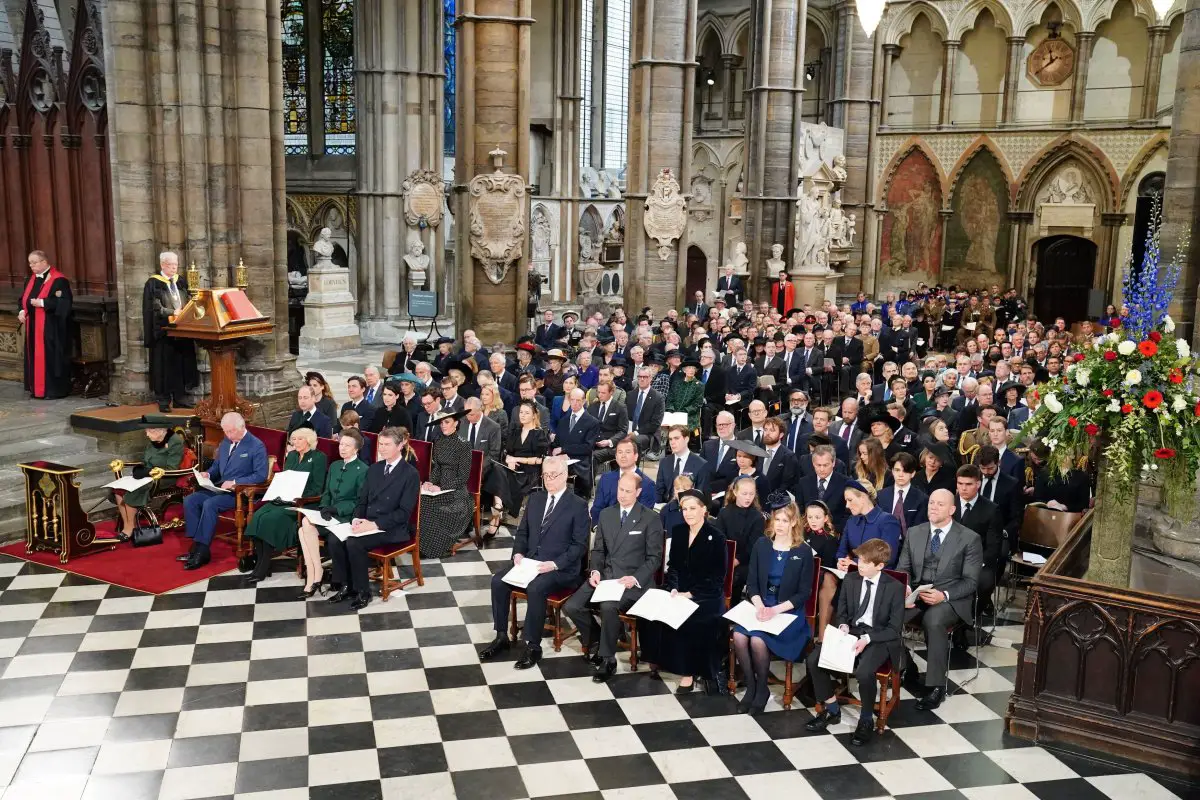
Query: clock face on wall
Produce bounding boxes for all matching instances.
[1028,37,1075,87]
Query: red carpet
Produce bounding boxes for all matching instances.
[0,511,240,594]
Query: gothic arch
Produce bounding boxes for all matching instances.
[884,2,949,46]
[308,196,352,242]
[945,137,1014,203]
[692,140,722,169]
[1118,134,1169,208]
[948,0,1014,39]
[1163,2,1184,25]
[876,138,948,208]
[725,8,753,55]
[1015,0,1083,36]
[286,196,310,238]
[806,7,837,50]
[723,140,745,184]
[1015,136,1118,213]
[696,14,723,58]
[1084,0,1158,30]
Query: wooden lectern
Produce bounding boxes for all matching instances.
[167,263,274,429]
[20,461,115,563]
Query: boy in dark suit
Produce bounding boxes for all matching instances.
[656,425,710,501]
[482,456,589,668]
[805,538,906,746]
[876,452,928,536]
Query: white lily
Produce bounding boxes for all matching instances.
[1172,395,1187,412]
[1177,339,1191,359]
[1044,393,1063,413]
[1107,399,1122,413]
[1164,315,1175,333]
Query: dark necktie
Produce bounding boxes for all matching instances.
[620,508,628,527]
[857,579,874,619]
[367,386,375,403]
[634,392,645,421]
[304,411,312,421]
[385,462,393,476]
[754,430,762,446]
[893,490,907,535]
[817,477,827,499]
[468,423,477,446]
[543,494,557,525]
[841,424,851,442]
[599,402,607,421]
[931,528,943,555]
[982,477,992,501]
[228,440,238,458]
[676,457,684,479]
[703,368,709,384]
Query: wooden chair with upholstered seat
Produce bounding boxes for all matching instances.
[508,554,589,652]
[450,449,485,555]
[368,494,424,601]
[109,422,203,529]
[617,527,669,671]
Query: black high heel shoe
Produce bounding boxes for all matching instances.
[299,583,327,600]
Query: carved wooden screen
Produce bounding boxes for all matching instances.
[0,0,115,298]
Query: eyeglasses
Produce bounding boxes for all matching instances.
[543,472,566,480]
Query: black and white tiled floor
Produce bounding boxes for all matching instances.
[0,534,1195,800]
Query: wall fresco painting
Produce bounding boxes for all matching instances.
[881,149,943,282]
[944,148,1010,287]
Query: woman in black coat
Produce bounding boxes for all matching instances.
[716,476,764,604]
[914,442,957,495]
[366,382,414,434]
[642,490,729,695]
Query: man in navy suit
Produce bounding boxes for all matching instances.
[778,334,806,392]
[795,331,825,393]
[797,445,850,530]
[591,437,655,523]
[182,412,268,570]
[327,428,420,610]
[726,349,758,406]
[716,265,744,306]
[877,452,928,536]
[481,456,589,668]
[783,389,814,453]
[700,411,742,495]
[625,369,665,455]
[413,390,443,443]
[798,406,848,465]
[285,386,333,439]
[975,445,1022,541]
[986,417,1025,482]
[553,388,600,496]
[760,417,799,494]
[534,310,561,349]
[341,376,376,430]
[656,425,710,502]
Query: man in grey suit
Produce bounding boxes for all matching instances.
[897,488,982,710]
[564,472,664,683]
[363,365,386,409]
[460,398,502,469]
[589,381,630,465]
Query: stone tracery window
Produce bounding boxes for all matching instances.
[281,0,358,156]
[282,0,309,154]
[445,0,456,155]
[322,0,355,154]
[602,0,631,174]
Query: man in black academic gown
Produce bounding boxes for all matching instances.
[142,251,199,411]
[18,250,73,399]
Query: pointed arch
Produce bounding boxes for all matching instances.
[725,8,753,55]
[1118,134,1169,209]
[1015,1,1083,37]
[948,0,1014,39]
[884,2,949,46]
[1015,135,1118,213]
[1163,1,1185,26]
[1085,0,1158,30]
[876,138,948,208]
[806,7,836,49]
[691,139,721,169]
[945,137,1014,202]
[696,12,723,57]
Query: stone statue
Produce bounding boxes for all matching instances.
[579,229,599,264]
[403,233,430,289]
[796,183,825,267]
[731,241,749,273]
[605,213,624,245]
[691,176,712,206]
[766,243,786,277]
[532,205,551,262]
[845,213,857,248]
[313,227,335,260]
[832,154,848,184]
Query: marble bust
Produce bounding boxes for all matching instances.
[403,234,430,289]
[766,243,786,277]
[731,241,749,273]
[313,227,335,260]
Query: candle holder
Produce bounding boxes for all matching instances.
[186,262,201,297]
[235,258,248,290]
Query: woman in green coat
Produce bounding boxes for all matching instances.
[666,358,706,430]
[245,426,327,585]
[114,423,185,536]
[297,428,369,598]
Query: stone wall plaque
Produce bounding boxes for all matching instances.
[644,168,687,261]
[402,169,445,229]
[469,147,528,285]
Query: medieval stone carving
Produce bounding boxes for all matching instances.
[469,147,528,285]
[580,166,623,199]
[795,182,831,268]
[402,169,445,229]
[643,168,687,261]
[730,241,749,275]
[579,229,600,264]
[530,204,553,294]
[832,155,848,184]
[403,233,430,290]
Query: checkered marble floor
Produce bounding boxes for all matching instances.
[0,534,1195,800]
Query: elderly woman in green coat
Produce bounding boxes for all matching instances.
[113,421,185,537]
[666,357,706,430]
[244,426,327,585]
[297,428,369,598]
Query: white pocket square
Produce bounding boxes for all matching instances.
[628,530,643,535]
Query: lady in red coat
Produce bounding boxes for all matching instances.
[771,272,795,316]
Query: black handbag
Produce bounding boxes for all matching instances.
[130,510,162,548]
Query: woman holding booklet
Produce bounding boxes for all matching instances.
[112,420,185,538]
[418,409,475,559]
[730,493,814,714]
[641,489,728,695]
[297,429,368,598]
[243,426,327,585]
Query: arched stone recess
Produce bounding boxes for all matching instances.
[1015,135,1118,213]
[875,138,949,208]
[946,135,1016,195]
[948,0,1014,40]
[1118,133,1170,209]
[1014,0,1083,37]
[883,2,949,46]
[1085,0,1159,31]
[944,146,1012,288]
[878,148,944,291]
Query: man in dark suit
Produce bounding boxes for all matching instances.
[797,445,850,530]
[877,452,928,536]
[716,265,743,306]
[726,349,758,407]
[783,389,814,453]
[805,537,906,746]
[798,406,848,465]
[700,411,742,495]
[625,368,665,454]
[832,397,864,455]
[481,457,589,668]
[439,377,467,413]
[796,433,849,479]
[326,428,420,610]
[898,489,983,710]
[489,352,520,396]
[514,375,551,431]
[760,416,799,495]
[286,386,333,439]
[975,445,1022,538]
[686,290,709,322]
[954,464,1005,617]
[566,472,665,681]
[871,363,900,403]
[590,437,656,523]
[777,334,805,392]
[412,389,443,443]
[699,351,727,435]
[534,310,561,349]
[588,381,630,465]
[341,376,376,430]
[795,331,825,394]
[362,365,386,409]
[460,397,503,475]
[656,425,710,501]
[985,417,1025,482]
[183,412,269,570]
[553,388,600,496]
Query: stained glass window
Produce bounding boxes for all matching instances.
[322,0,355,155]
[579,0,594,172]
[282,0,308,155]
[603,0,631,174]
[444,0,456,156]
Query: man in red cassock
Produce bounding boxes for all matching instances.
[18,251,73,399]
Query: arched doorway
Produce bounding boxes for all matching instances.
[685,246,708,301]
[1130,172,1165,280]
[1034,236,1096,325]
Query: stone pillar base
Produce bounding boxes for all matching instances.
[299,260,361,358]
[298,326,364,358]
[792,273,827,308]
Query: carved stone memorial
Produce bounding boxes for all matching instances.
[402,169,446,230]
[469,147,528,284]
[643,168,688,261]
[299,227,361,357]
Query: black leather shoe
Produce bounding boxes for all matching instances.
[916,686,946,711]
[515,645,542,669]
[479,635,510,661]
[245,575,266,586]
[183,553,209,571]
[805,708,842,732]
[591,659,617,683]
[349,592,371,611]
[851,719,875,746]
[327,587,352,604]
[175,553,191,562]
[674,680,695,695]
[583,644,603,667]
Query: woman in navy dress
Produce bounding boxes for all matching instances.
[835,479,902,569]
[732,493,814,714]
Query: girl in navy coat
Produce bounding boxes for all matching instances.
[731,492,815,714]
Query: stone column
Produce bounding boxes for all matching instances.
[879,43,900,127]
[858,28,886,296]
[624,0,698,314]
[1141,25,1170,122]
[939,40,959,127]
[104,0,297,406]
[744,0,808,304]
[1099,213,1128,300]
[455,0,532,342]
[552,0,583,304]
[721,53,738,131]
[1069,32,1095,124]
[357,0,445,336]
[1002,36,1024,124]
[1010,211,1034,294]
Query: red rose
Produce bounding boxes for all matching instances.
[1085,423,1099,436]
[1074,353,1086,363]
[1111,317,1122,328]
[1138,340,1158,357]
[1154,448,1177,460]
[1122,404,1133,414]
[1195,401,1200,417]
[1149,331,1163,343]
[1169,369,1183,384]
[1102,389,1114,397]
[1143,390,1164,410]
[1068,417,1078,427]
[1063,377,1070,385]
[1104,351,1117,362]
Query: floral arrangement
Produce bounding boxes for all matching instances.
[1021,210,1199,507]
